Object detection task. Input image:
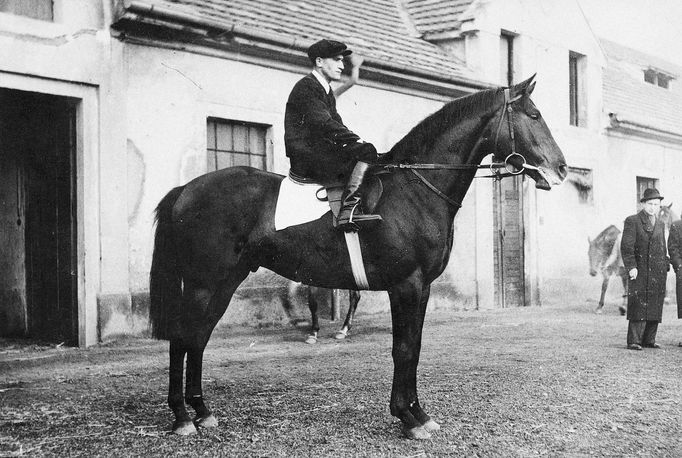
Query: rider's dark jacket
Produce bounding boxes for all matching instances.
[284,73,366,183]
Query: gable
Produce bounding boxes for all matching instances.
[601,39,682,138]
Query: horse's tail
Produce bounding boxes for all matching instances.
[149,186,185,340]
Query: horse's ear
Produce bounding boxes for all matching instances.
[587,236,592,244]
[513,74,536,97]
[667,203,673,209]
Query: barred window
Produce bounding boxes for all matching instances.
[0,0,53,21]
[567,167,593,205]
[206,118,268,171]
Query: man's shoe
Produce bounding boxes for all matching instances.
[643,343,661,349]
[627,344,643,351]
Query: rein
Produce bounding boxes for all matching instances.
[383,88,538,208]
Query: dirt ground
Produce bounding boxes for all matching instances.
[2,297,682,457]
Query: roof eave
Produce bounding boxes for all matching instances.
[607,113,682,146]
[115,0,489,95]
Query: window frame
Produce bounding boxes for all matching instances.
[206,117,271,172]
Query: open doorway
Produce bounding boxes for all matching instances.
[0,88,78,345]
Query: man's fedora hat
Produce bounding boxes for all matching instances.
[640,188,664,202]
[307,39,352,62]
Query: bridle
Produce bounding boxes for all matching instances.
[384,88,539,208]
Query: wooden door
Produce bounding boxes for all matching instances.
[493,175,526,307]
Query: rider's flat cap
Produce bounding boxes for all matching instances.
[307,39,352,62]
[640,188,664,202]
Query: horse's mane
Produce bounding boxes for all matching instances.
[591,224,621,255]
[594,224,620,243]
[383,87,503,163]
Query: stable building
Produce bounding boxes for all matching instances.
[2,0,677,346]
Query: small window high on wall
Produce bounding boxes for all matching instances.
[644,68,673,89]
[207,118,269,171]
[636,176,659,209]
[569,51,586,127]
[0,0,53,21]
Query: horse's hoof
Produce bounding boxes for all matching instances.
[305,335,317,344]
[422,419,440,432]
[334,330,348,340]
[172,420,197,435]
[402,425,431,440]
[595,309,602,315]
[194,414,218,428]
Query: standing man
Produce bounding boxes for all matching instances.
[284,39,382,231]
[667,217,682,346]
[620,188,669,350]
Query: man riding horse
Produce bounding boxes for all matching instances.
[284,39,382,231]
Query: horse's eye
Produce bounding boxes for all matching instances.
[529,112,540,120]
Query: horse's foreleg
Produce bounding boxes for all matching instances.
[388,274,436,440]
[306,287,320,344]
[335,290,361,339]
[596,275,610,313]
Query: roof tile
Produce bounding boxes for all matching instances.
[138,0,477,82]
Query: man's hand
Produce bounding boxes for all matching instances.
[348,54,364,70]
[629,268,638,280]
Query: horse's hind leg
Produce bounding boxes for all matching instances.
[619,276,628,315]
[305,287,320,344]
[335,290,360,340]
[170,271,248,435]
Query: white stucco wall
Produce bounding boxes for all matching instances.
[124,43,489,324]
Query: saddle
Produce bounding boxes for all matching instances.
[289,170,384,226]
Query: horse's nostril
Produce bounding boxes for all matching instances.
[559,164,568,178]
[589,270,597,276]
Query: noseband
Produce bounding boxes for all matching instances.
[384,88,538,208]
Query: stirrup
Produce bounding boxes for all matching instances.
[336,203,382,231]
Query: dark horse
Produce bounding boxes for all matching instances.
[149,76,567,439]
[588,204,677,315]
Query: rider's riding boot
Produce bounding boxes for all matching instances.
[337,161,382,232]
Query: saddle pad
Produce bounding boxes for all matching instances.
[274,177,330,231]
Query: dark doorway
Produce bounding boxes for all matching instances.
[0,88,78,345]
[493,175,526,307]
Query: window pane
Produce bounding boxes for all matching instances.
[232,124,248,152]
[216,151,232,169]
[250,153,266,169]
[249,127,266,155]
[215,122,232,151]
[233,153,250,167]
[207,121,216,150]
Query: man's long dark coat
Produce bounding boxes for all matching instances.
[667,219,682,318]
[620,210,668,322]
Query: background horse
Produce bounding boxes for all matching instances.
[149,75,567,439]
[282,285,361,343]
[588,203,677,314]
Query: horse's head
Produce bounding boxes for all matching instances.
[659,203,678,231]
[491,75,567,190]
[587,236,603,276]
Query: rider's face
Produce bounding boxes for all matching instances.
[642,199,661,216]
[316,55,344,82]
